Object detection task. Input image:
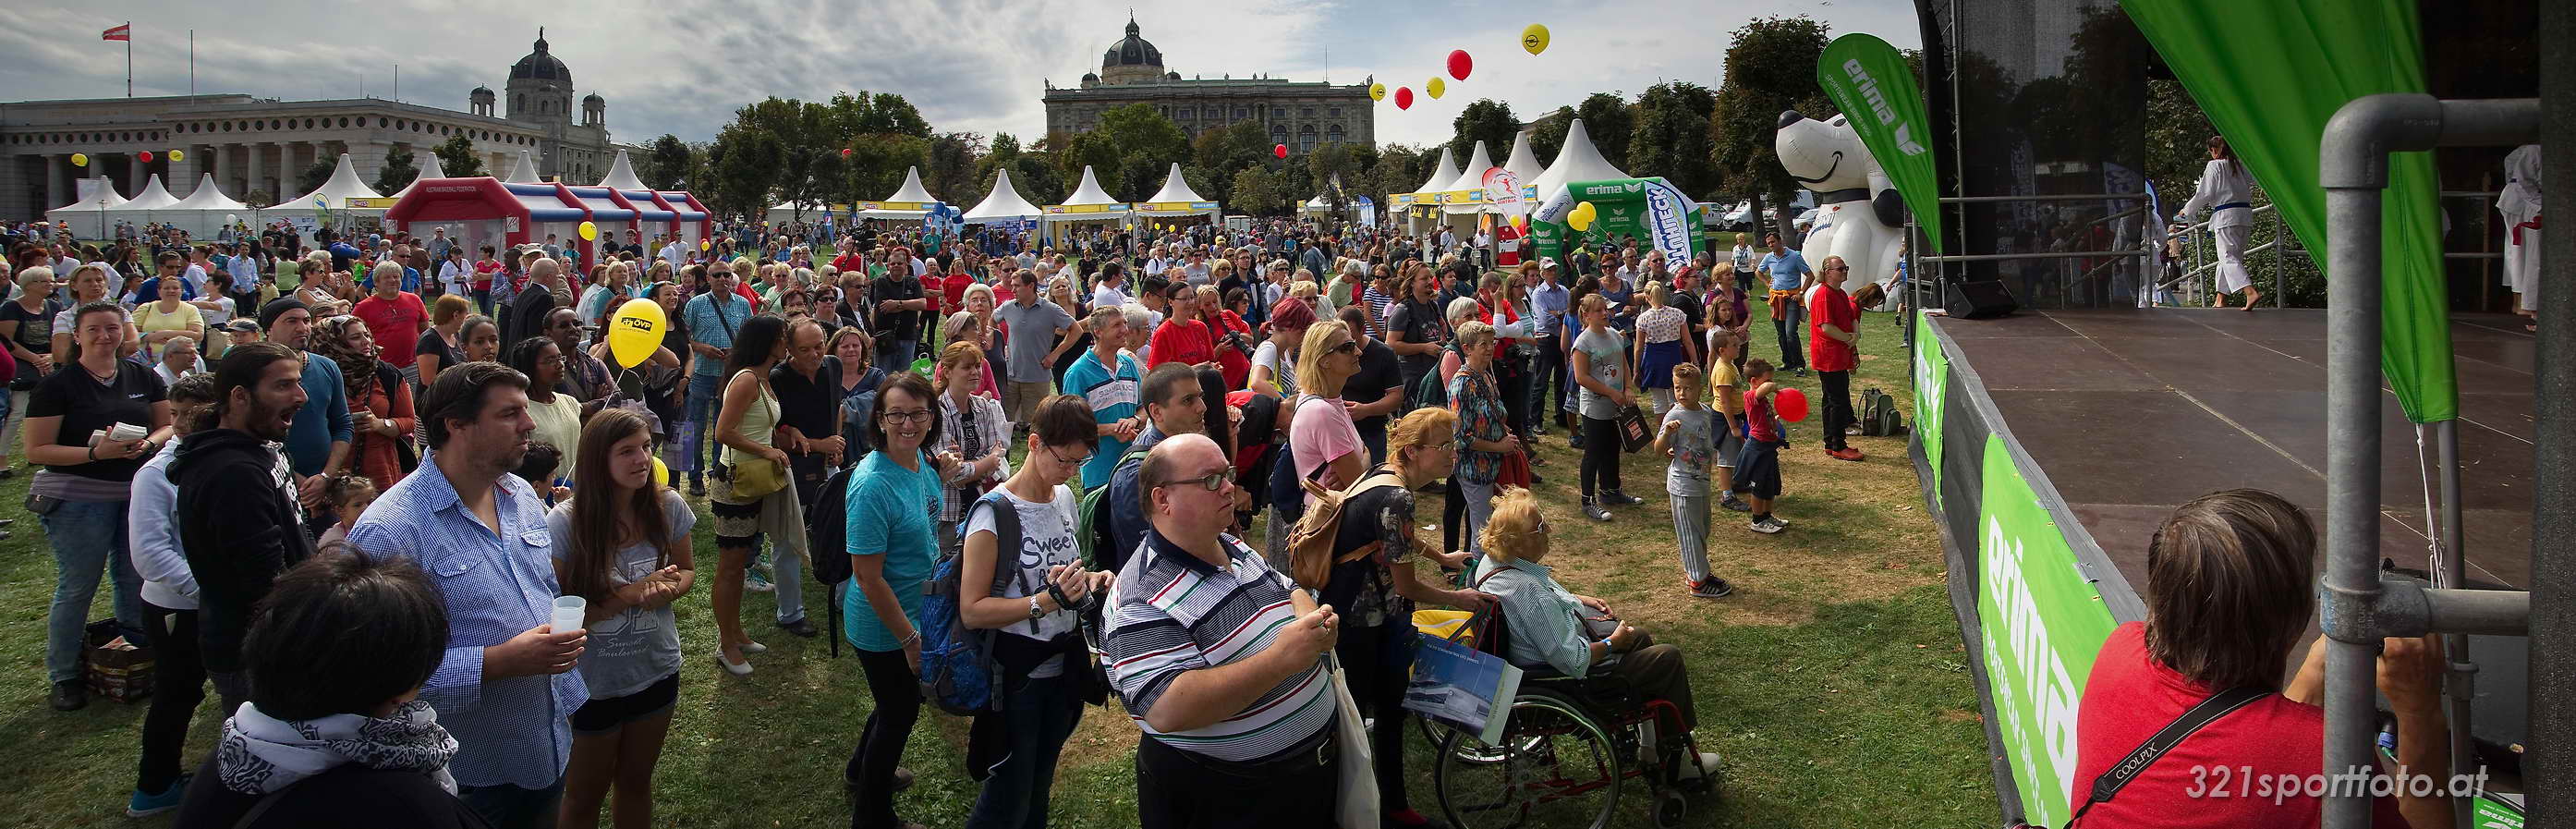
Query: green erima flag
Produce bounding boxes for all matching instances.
[2121,0,2454,422]
[1817,33,1945,253]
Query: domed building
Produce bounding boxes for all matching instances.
[1044,16,1373,157]
[0,25,629,217]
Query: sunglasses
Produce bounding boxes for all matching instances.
[1153,471,1230,493]
[1329,340,1358,355]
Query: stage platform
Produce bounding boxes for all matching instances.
[1910,307,2537,828]
[1936,307,2536,590]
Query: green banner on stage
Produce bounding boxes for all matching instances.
[1914,313,1949,492]
[1817,33,1945,253]
[1976,435,2118,829]
[2120,0,2454,423]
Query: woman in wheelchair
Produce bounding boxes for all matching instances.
[1472,486,1720,780]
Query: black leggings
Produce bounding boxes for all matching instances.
[1443,476,1466,555]
[848,646,922,829]
[139,603,218,795]
[1581,415,1622,498]
[1335,621,1417,811]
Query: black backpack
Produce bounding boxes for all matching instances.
[806,460,860,657]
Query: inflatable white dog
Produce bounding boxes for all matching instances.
[1775,110,1905,297]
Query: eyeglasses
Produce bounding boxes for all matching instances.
[1153,471,1230,493]
[1044,445,1094,468]
[878,409,933,425]
[1329,340,1358,355]
[1823,266,1851,273]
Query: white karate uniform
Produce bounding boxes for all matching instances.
[2498,144,2541,313]
[2179,158,2255,294]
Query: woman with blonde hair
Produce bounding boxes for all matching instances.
[1475,487,1719,780]
[941,311,1002,397]
[930,340,1010,559]
[1297,406,1482,828]
[1634,280,1696,421]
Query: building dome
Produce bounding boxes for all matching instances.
[471,85,493,97]
[1082,72,1100,82]
[1166,71,1182,80]
[509,29,571,82]
[1101,17,1162,68]
[583,92,603,104]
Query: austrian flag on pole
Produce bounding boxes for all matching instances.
[102,24,130,41]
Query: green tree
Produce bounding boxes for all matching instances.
[715,96,845,220]
[1526,106,1574,165]
[294,160,334,201]
[1010,155,1067,207]
[1364,143,1428,200]
[1071,104,1190,201]
[371,144,419,194]
[924,132,986,204]
[1575,92,1636,169]
[845,133,931,202]
[1629,81,1720,197]
[1230,166,1284,216]
[431,134,484,178]
[1306,141,1373,211]
[1448,99,1521,165]
[1192,121,1271,203]
[709,123,783,219]
[1710,15,1834,238]
[639,134,690,189]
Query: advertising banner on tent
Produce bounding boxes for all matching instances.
[1914,313,1949,493]
[1817,32,1945,253]
[1355,197,1376,228]
[1640,178,1697,272]
[1975,433,2118,829]
[2120,0,2453,423]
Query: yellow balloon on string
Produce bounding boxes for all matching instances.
[605,298,666,369]
[1427,78,1446,99]
[1522,24,1551,55]
[169,149,186,163]
[1369,83,1387,102]
[71,153,88,167]
[651,457,670,489]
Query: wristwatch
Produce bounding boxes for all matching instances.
[1027,595,1047,621]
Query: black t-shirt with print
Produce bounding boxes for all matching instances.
[29,360,164,482]
[1343,338,1403,433]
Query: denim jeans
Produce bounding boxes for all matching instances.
[965,674,1085,829]
[679,372,723,482]
[1773,299,1808,371]
[43,498,144,684]
[876,338,918,375]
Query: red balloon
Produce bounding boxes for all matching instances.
[139,151,154,163]
[1274,143,1289,159]
[1394,87,1415,110]
[840,147,852,157]
[1448,50,1473,80]
[1775,387,1811,422]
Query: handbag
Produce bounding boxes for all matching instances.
[1616,404,1653,454]
[1326,652,1381,829]
[727,453,787,499]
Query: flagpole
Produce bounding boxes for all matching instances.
[124,21,132,97]
[189,30,196,101]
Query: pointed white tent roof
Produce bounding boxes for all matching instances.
[1529,118,1631,204]
[395,152,449,197]
[598,150,646,190]
[882,166,935,203]
[1503,131,1546,183]
[1145,164,1208,204]
[1060,166,1122,207]
[277,154,386,211]
[962,169,1043,223]
[168,174,249,212]
[58,177,130,211]
[105,175,181,212]
[1440,141,1500,216]
[1411,146,1458,195]
[504,151,542,184]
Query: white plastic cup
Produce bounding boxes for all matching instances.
[551,596,587,635]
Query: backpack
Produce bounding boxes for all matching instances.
[1412,342,1466,410]
[1075,443,1154,571]
[806,461,861,657]
[917,490,1024,716]
[1284,470,1407,596]
[1860,387,1905,437]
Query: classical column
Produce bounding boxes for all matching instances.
[247,142,267,204]
[46,153,67,210]
[129,153,146,193]
[205,144,225,195]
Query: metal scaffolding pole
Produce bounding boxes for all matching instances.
[2317,93,2541,829]
[2530,2,2576,822]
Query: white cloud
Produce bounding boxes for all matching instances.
[1,0,1920,149]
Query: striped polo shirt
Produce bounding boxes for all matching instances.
[1103,528,1333,762]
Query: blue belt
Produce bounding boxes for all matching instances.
[2214,201,2252,212]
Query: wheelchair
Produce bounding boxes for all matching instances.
[1415,604,1718,829]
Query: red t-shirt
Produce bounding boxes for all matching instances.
[831,252,869,275]
[1743,386,1780,443]
[1208,311,1253,390]
[352,292,429,369]
[942,273,975,311]
[1146,318,1215,372]
[2069,623,2410,829]
[1806,284,1857,372]
[472,260,500,291]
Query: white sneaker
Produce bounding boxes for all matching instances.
[1748,518,1783,534]
[1678,751,1721,779]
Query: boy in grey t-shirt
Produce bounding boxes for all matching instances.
[1656,364,1730,599]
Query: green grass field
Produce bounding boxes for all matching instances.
[0,308,1999,828]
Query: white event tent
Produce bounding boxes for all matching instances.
[265,153,388,228]
[856,166,937,222]
[597,150,647,191]
[1130,164,1217,225]
[46,177,132,238]
[504,151,543,184]
[1527,117,1631,208]
[962,168,1043,226]
[1042,165,1129,242]
[163,174,252,237]
[1400,146,1459,234]
[392,152,450,198]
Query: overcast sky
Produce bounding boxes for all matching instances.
[4,0,1921,149]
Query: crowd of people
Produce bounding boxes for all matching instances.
[2,210,1903,829]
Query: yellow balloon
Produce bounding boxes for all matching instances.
[578,221,600,241]
[71,152,88,167]
[1522,24,1550,55]
[651,456,670,489]
[1369,82,1387,102]
[606,298,666,369]
[1427,78,1446,99]
[699,239,711,250]
[169,149,186,163]
[1567,211,1592,231]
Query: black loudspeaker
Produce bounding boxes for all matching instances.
[1945,280,2019,319]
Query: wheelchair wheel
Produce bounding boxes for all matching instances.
[1652,788,1690,829]
[1433,689,1622,829]
[1420,717,1546,765]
